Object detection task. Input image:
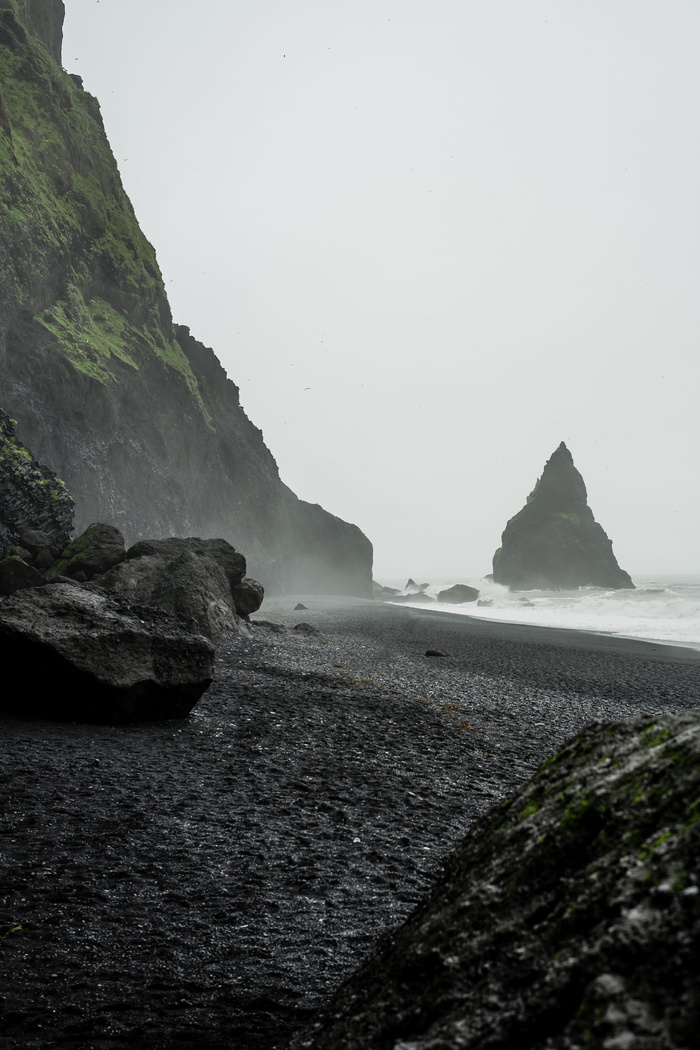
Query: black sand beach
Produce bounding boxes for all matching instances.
[2,597,699,1050]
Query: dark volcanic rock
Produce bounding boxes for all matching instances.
[390,592,435,603]
[372,581,400,600]
[405,579,430,593]
[231,576,265,619]
[0,8,372,596]
[95,537,248,638]
[292,622,324,638]
[0,553,45,594]
[18,528,61,569]
[290,711,700,1050]
[0,410,73,557]
[47,522,126,581]
[492,442,634,590]
[0,583,214,722]
[127,536,247,589]
[437,583,479,604]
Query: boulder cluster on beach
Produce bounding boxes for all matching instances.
[0,417,265,722]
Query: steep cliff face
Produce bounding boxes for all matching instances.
[0,0,372,595]
[492,443,634,590]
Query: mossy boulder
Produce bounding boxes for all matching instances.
[48,521,125,582]
[492,442,634,590]
[291,711,700,1049]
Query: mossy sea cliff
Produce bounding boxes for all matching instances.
[0,0,372,594]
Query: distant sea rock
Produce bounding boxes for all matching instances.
[492,442,634,590]
[405,579,430,593]
[437,583,479,604]
[290,711,700,1049]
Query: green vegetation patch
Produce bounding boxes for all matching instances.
[35,294,138,383]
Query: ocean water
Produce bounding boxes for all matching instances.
[381,575,700,651]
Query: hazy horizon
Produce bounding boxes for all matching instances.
[62,0,700,578]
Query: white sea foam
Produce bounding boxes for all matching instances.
[382,575,700,650]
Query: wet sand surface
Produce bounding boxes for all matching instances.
[2,597,699,1049]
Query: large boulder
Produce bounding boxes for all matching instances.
[0,584,214,723]
[126,537,246,589]
[0,410,73,558]
[0,554,45,595]
[18,529,62,570]
[231,576,265,619]
[492,442,634,590]
[290,711,700,1050]
[47,522,126,582]
[437,583,479,604]
[95,537,248,638]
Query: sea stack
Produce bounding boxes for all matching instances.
[492,443,634,590]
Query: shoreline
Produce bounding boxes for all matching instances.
[386,598,700,660]
[2,596,699,1050]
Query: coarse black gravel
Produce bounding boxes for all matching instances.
[1,597,698,1050]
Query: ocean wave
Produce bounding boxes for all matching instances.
[382,575,700,648]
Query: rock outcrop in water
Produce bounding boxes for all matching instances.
[492,442,634,590]
[290,712,700,1050]
[0,0,372,596]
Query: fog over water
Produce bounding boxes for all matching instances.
[63,0,700,579]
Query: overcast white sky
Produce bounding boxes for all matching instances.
[62,0,699,579]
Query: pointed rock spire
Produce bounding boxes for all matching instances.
[492,443,634,590]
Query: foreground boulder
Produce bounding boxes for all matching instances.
[492,442,634,590]
[95,536,250,638]
[437,583,479,604]
[0,584,214,723]
[290,711,700,1050]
